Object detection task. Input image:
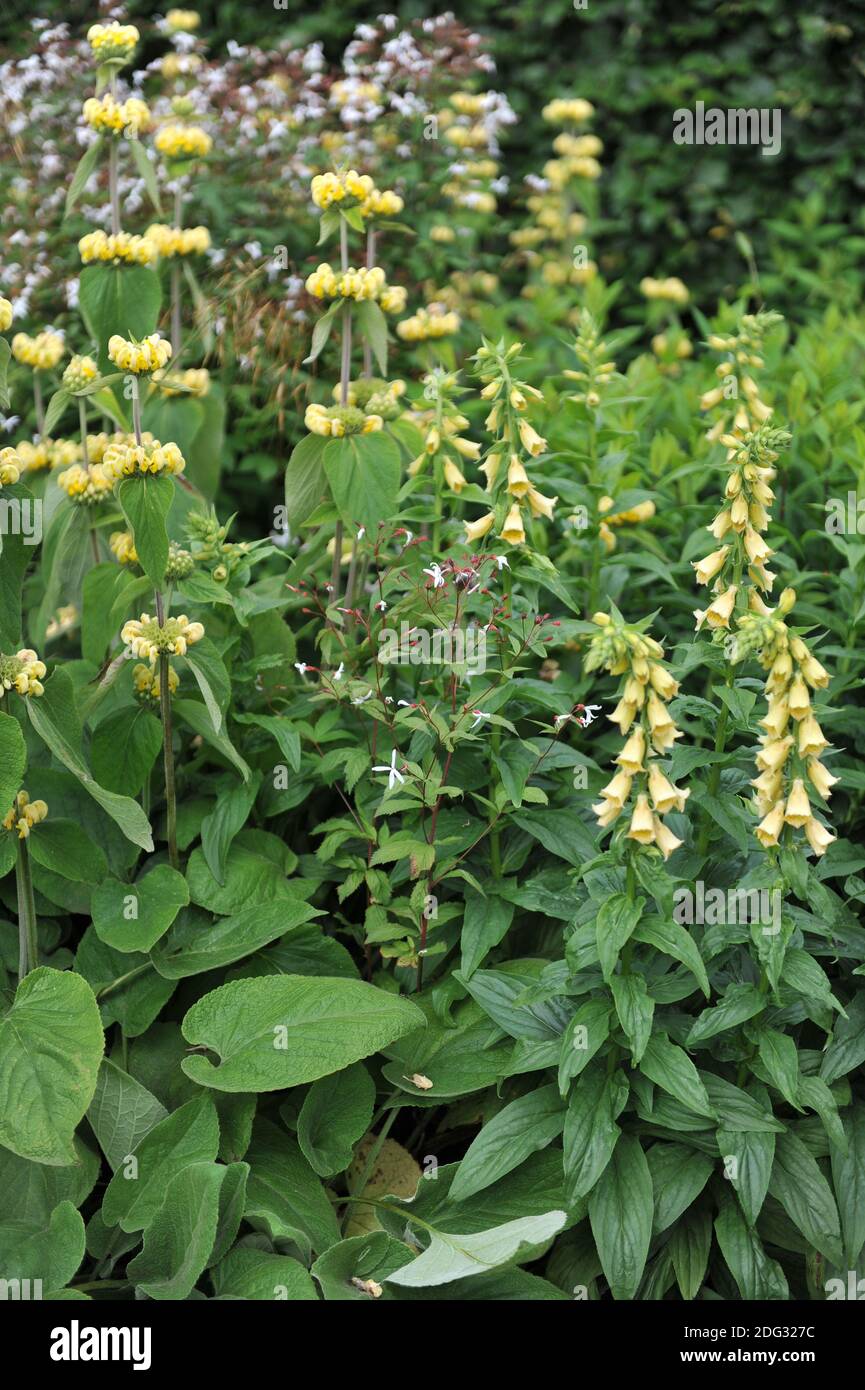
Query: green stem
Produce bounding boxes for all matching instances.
[16,834,38,978]
[33,371,44,437]
[159,647,178,870]
[96,961,154,1001]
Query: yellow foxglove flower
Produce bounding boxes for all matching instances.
[616,727,646,774]
[501,503,526,546]
[464,511,496,544]
[692,546,730,586]
[706,584,737,629]
[797,715,828,759]
[803,817,836,857]
[626,794,655,845]
[755,800,785,848]
[807,759,838,800]
[507,456,530,497]
[444,458,467,494]
[783,778,811,828]
[652,815,683,860]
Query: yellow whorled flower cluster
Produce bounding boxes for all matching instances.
[465,340,554,547]
[101,437,186,480]
[83,95,151,137]
[110,530,139,566]
[563,309,617,408]
[155,123,212,160]
[79,230,157,267]
[11,330,64,370]
[144,224,211,257]
[700,310,781,442]
[57,463,113,505]
[121,614,204,663]
[45,605,78,642]
[587,611,687,860]
[397,304,461,342]
[543,98,595,125]
[305,263,404,311]
[406,369,480,491]
[0,446,21,486]
[515,98,600,296]
[730,588,836,857]
[597,496,656,553]
[165,8,200,31]
[0,297,13,332]
[62,355,99,392]
[692,426,790,626]
[0,648,46,699]
[14,438,80,472]
[438,94,501,215]
[310,170,403,218]
[87,21,139,64]
[640,276,689,306]
[108,333,172,374]
[3,791,48,840]
[305,404,382,438]
[332,377,405,420]
[133,662,179,701]
[153,366,211,397]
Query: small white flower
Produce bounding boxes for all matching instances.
[577,704,603,727]
[397,699,412,707]
[333,663,345,681]
[554,713,571,727]
[423,563,445,588]
[372,748,406,790]
[375,600,387,612]
[352,690,373,705]
[402,530,413,546]
[469,709,491,730]
[494,555,509,571]
[357,526,366,540]
[294,662,309,678]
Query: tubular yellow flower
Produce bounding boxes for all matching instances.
[0,297,13,332]
[626,794,655,844]
[464,511,496,544]
[692,546,730,586]
[652,815,683,860]
[807,759,838,801]
[62,355,99,391]
[704,584,738,629]
[783,778,811,828]
[500,503,526,546]
[517,419,547,456]
[443,458,467,493]
[756,800,785,847]
[803,817,836,857]
[527,487,557,520]
[507,456,530,497]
